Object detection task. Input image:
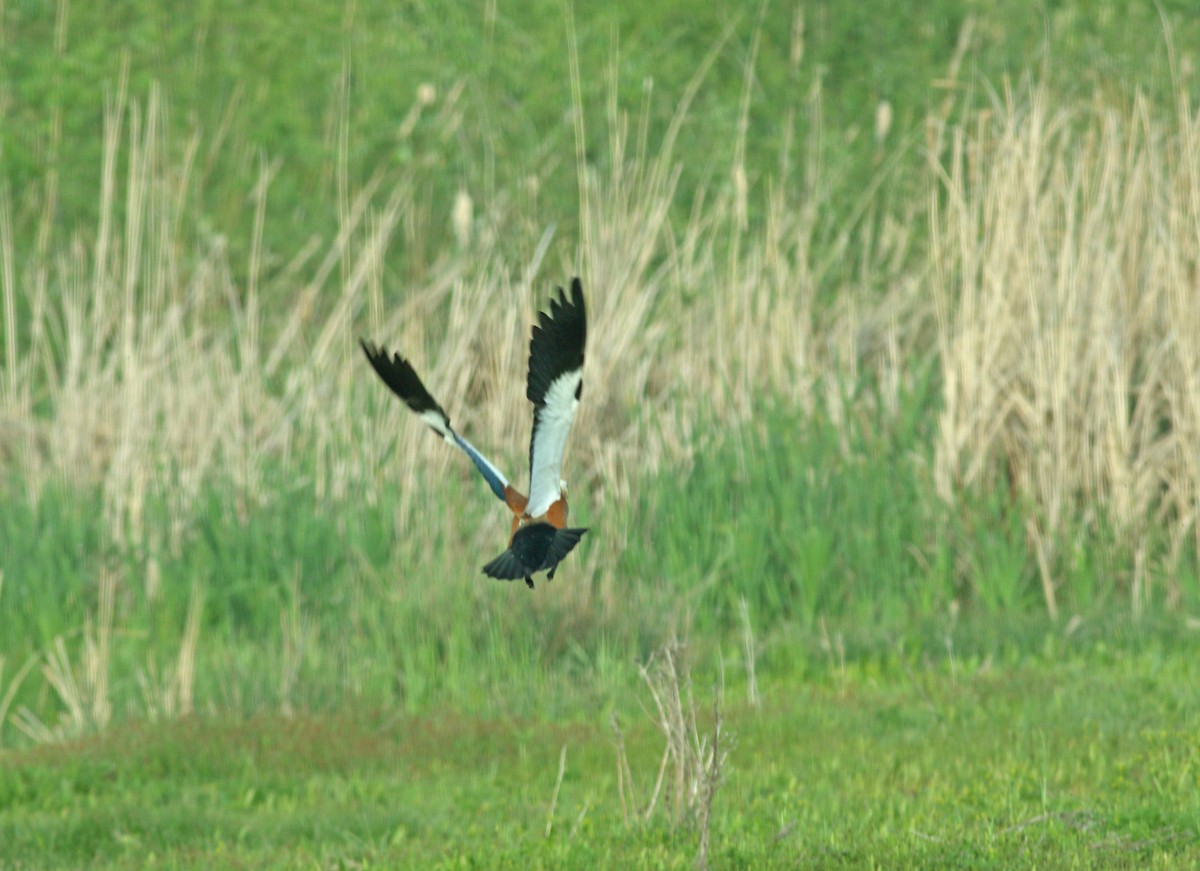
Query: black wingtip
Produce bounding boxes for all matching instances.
[360,340,449,421]
[526,279,587,408]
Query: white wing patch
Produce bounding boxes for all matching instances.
[526,368,583,518]
[418,409,455,443]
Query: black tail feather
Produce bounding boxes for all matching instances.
[481,523,588,585]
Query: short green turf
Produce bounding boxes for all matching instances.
[3,637,1197,870]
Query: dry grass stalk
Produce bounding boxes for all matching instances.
[279,566,312,717]
[610,711,641,827]
[695,690,726,871]
[136,580,204,721]
[544,743,568,839]
[14,568,117,742]
[0,652,39,749]
[739,596,760,709]
[614,638,731,854]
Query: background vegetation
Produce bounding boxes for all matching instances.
[1,0,1199,867]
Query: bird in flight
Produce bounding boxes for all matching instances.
[361,278,588,589]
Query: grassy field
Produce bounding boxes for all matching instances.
[3,1,1200,867]
[4,631,1199,869]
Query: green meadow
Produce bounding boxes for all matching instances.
[2,1,1200,867]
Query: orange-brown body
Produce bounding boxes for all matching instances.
[503,484,568,541]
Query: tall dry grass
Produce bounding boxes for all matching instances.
[6,74,1200,593]
[930,81,1200,616]
[1,53,1198,748]
[1,56,904,612]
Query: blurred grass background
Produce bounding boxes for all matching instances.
[1,0,1199,736]
[2,1,1200,865]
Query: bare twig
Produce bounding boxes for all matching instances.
[0,653,39,748]
[545,744,567,839]
[695,688,726,870]
[569,797,592,841]
[617,638,733,866]
[1001,810,1098,835]
[611,712,639,827]
[738,597,760,709]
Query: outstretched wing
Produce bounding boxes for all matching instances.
[360,340,511,502]
[524,278,587,518]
